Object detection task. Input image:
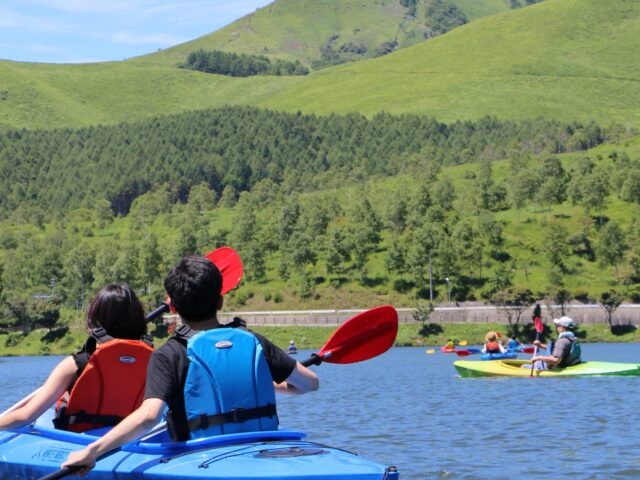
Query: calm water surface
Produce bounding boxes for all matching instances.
[1,344,639,479]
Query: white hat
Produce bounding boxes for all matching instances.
[553,316,576,329]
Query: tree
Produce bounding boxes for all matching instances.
[543,220,570,275]
[139,233,162,294]
[544,287,572,319]
[599,290,623,328]
[536,157,567,209]
[581,165,610,216]
[188,182,217,213]
[596,221,627,274]
[491,287,535,335]
[62,242,95,310]
[509,169,538,213]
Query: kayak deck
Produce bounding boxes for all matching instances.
[0,417,399,479]
[455,360,640,378]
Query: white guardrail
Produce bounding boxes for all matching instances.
[160,304,640,326]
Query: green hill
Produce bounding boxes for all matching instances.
[135,0,515,68]
[0,0,637,130]
[264,0,640,126]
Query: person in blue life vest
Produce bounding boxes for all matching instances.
[63,255,319,475]
[0,284,149,432]
[530,316,582,370]
[506,335,521,351]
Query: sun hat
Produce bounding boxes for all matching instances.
[485,331,497,341]
[553,316,576,329]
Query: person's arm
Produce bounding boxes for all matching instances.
[499,344,507,353]
[0,356,76,430]
[533,340,548,350]
[61,398,165,476]
[530,354,560,366]
[274,362,319,395]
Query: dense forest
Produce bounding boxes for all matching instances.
[182,50,309,77]
[0,106,609,218]
[1,106,638,335]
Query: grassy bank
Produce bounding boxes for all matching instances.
[1,323,638,357]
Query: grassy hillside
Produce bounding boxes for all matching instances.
[135,0,515,68]
[0,61,294,129]
[264,0,640,127]
[0,0,637,130]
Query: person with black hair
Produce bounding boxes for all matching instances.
[0,283,149,432]
[63,255,319,474]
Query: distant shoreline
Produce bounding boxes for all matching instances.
[0,322,637,357]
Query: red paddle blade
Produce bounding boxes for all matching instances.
[521,347,535,354]
[318,306,398,364]
[205,246,243,295]
[455,350,473,357]
[534,316,543,334]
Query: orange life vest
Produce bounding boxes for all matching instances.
[54,328,153,432]
[485,341,501,353]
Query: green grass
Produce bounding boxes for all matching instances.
[1,322,636,357]
[454,0,512,21]
[264,0,640,127]
[3,0,634,129]
[134,0,513,68]
[0,61,295,130]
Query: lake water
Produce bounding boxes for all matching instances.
[1,344,639,479]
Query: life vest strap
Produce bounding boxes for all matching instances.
[53,408,124,429]
[186,404,277,433]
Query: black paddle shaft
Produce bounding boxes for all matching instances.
[38,466,81,480]
[145,302,170,323]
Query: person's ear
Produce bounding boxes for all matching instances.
[217,296,224,311]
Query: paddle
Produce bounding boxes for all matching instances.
[530,304,544,377]
[454,348,482,357]
[38,467,81,480]
[301,305,398,367]
[145,246,243,322]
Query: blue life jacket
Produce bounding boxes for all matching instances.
[182,326,278,439]
[507,339,520,350]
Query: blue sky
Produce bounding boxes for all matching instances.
[0,0,274,63]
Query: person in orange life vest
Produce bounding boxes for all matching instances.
[0,283,148,432]
[481,332,506,354]
[63,255,319,476]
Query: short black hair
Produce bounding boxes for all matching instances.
[164,255,222,323]
[87,283,146,339]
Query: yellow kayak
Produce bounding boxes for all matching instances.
[454,360,640,377]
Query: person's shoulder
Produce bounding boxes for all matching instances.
[153,337,186,358]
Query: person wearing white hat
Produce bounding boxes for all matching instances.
[530,316,582,369]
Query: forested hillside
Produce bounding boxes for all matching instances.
[2,107,639,334]
[0,107,607,217]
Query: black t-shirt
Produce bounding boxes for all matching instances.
[144,327,296,440]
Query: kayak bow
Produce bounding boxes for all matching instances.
[455,360,640,378]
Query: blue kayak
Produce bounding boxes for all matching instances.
[0,409,398,479]
[480,352,518,361]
